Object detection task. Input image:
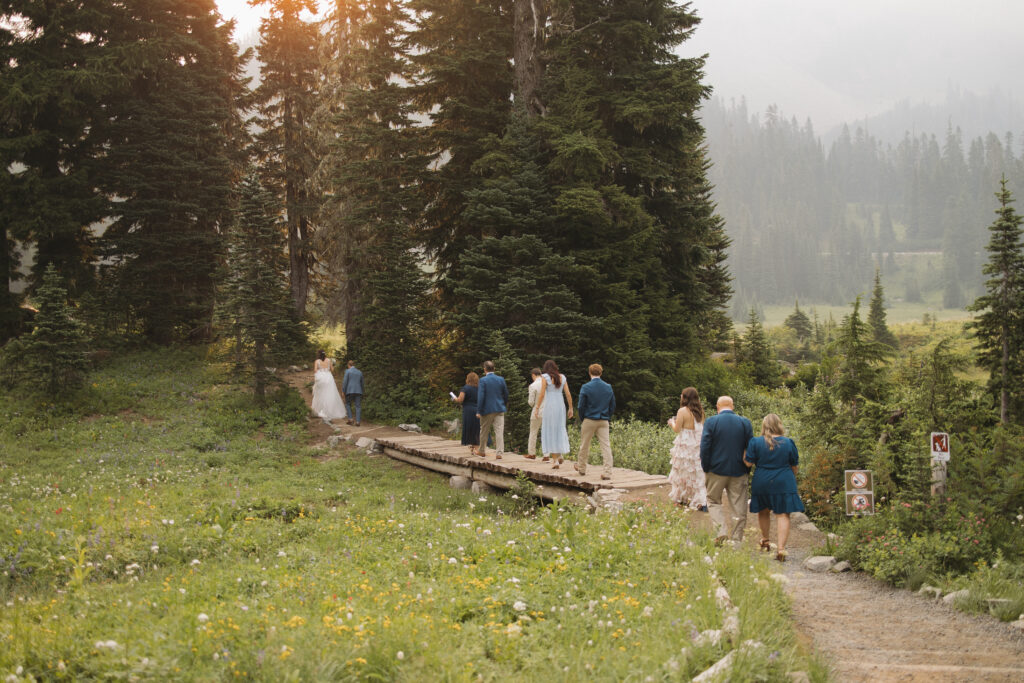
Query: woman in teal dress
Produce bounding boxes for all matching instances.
[744,413,804,562]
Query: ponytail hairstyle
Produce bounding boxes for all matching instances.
[542,359,562,388]
[761,413,784,450]
[680,387,704,422]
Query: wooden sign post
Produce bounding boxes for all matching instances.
[930,432,950,497]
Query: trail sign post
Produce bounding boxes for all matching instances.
[844,469,874,516]
[930,432,950,497]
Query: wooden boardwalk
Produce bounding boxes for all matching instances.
[376,433,668,500]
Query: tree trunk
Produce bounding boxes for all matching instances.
[513,0,547,117]
[1000,331,1009,425]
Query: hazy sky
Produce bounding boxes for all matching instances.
[683,0,1024,129]
[216,0,1024,130]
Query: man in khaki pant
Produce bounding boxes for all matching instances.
[574,364,616,480]
[525,368,543,459]
[699,396,753,545]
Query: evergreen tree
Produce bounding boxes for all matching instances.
[740,308,779,388]
[219,171,297,404]
[406,0,512,285]
[318,0,428,385]
[251,0,320,317]
[97,0,247,343]
[824,297,892,418]
[784,300,813,341]
[868,269,899,348]
[968,178,1024,424]
[536,0,729,413]
[5,264,87,395]
[0,0,110,295]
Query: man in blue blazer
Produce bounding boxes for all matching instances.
[342,360,364,426]
[575,363,616,479]
[700,395,753,545]
[475,360,509,459]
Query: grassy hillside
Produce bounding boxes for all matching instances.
[0,350,825,681]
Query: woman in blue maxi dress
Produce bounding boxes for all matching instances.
[744,413,805,562]
[534,359,573,468]
[456,372,481,456]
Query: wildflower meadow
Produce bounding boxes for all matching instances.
[0,350,825,680]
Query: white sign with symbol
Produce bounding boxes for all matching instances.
[930,432,950,462]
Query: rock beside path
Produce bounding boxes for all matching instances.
[829,560,852,573]
[803,555,836,572]
[398,423,422,433]
[943,589,970,605]
[449,476,472,490]
[355,436,376,450]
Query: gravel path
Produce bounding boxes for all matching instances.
[780,524,1024,682]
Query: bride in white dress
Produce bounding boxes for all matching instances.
[311,351,347,422]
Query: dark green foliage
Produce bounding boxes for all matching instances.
[821,297,892,414]
[250,0,320,317]
[784,301,813,342]
[2,264,87,395]
[219,171,302,405]
[450,234,597,378]
[407,0,512,284]
[97,0,247,343]
[968,178,1024,425]
[0,0,109,297]
[868,270,899,348]
[318,0,427,378]
[739,309,780,388]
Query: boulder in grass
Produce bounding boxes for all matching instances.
[802,555,837,572]
[326,435,345,448]
[398,423,422,433]
[355,437,375,450]
[470,481,495,495]
[942,589,969,605]
[449,476,472,490]
[829,560,852,573]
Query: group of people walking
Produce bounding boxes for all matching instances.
[455,360,615,479]
[318,351,804,560]
[666,388,804,561]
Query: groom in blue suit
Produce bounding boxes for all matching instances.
[700,395,753,545]
[475,360,509,460]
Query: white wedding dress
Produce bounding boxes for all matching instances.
[311,364,347,422]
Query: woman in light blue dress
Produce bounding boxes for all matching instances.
[534,359,573,468]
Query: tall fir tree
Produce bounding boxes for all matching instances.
[318,0,428,387]
[97,0,247,343]
[740,308,779,388]
[534,0,730,413]
[868,269,899,348]
[406,0,513,287]
[822,297,892,419]
[5,264,87,395]
[250,0,321,317]
[0,0,111,297]
[784,300,813,341]
[968,177,1024,425]
[219,171,297,404]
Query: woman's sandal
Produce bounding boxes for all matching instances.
[541,456,550,462]
[524,454,536,460]
[759,538,772,552]
[552,457,563,470]
[775,550,788,562]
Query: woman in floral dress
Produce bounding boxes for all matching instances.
[667,387,707,510]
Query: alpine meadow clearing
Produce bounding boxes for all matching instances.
[0,350,826,681]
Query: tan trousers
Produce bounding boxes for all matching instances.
[528,414,542,456]
[705,472,747,542]
[478,412,505,456]
[578,419,612,474]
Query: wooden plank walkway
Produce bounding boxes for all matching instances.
[376,433,668,500]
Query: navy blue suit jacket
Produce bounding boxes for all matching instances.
[699,409,753,477]
[577,378,615,421]
[477,372,509,415]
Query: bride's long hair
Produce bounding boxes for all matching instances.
[680,387,704,422]
[317,350,326,361]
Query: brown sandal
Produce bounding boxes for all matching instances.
[541,456,550,462]
[524,454,536,460]
[776,550,788,562]
[760,538,772,552]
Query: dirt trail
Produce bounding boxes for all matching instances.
[283,369,1024,681]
